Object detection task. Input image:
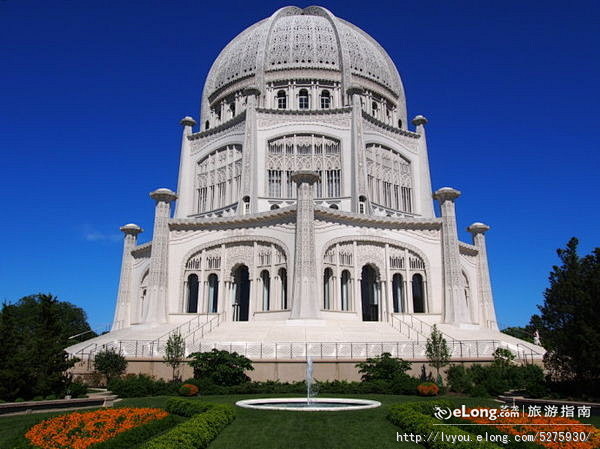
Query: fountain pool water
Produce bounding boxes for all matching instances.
[235,357,381,412]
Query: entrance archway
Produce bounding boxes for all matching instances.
[361,265,379,321]
[232,265,250,321]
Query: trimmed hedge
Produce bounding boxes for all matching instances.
[387,401,502,449]
[90,414,178,449]
[165,397,213,417]
[108,374,180,398]
[140,403,235,449]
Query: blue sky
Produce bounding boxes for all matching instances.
[1,0,598,331]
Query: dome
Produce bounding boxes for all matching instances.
[201,6,406,118]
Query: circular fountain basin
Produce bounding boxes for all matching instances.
[235,397,381,411]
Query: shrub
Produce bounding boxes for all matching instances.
[165,397,212,417]
[390,374,420,395]
[179,383,199,396]
[94,348,128,385]
[188,349,253,386]
[356,352,411,382]
[446,365,473,394]
[89,414,177,449]
[141,404,235,449]
[67,380,88,398]
[108,374,180,398]
[417,382,439,396]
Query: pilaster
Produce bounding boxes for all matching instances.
[433,187,470,325]
[290,171,320,319]
[112,223,142,330]
[144,188,177,324]
[412,115,435,218]
[347,86,370,213]
[238,87,260,215]
[468,222,498,330]
[174,116,196,218]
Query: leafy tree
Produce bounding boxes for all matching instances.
[188,349,253,386]
[501,326,535,343]
[531,238,600,384]
[94,347,127,385]
[493,347,516,367]
[356,352,411,382]
[425,325,450,382]
[0,294,87,401]
[163,332,186,381]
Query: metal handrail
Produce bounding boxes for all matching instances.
[392,314,456,344]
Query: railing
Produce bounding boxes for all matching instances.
[390,314,455,344]
[73,339,543,362]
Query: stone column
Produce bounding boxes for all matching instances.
[112,223,142,330]
[412,115,435,218]
[290,171,321,319]
[468,222,499,330]
[174,116,196,219]
[144,188,177,324]
[433,187,470,325]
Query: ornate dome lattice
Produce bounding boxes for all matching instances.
[201,6,405,114]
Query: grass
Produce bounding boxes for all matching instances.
[1,394,598,449]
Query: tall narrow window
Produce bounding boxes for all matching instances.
[186,274,199,313]
[277,90,287,109]
[341,270,351,311]
[372,101,378,116]
[205,120,210,130]
[398,119,402,128]
[323,268,333,309]
[208,274,219,313]
[299,89,309,109]
[392,273,404,313]
[412,273,425,313]
[279,268,288,309]
[268,170,282,197]
[229,102,235,117]
[320,90,331,109]
[261,270,270,311]
[359,195,366,214]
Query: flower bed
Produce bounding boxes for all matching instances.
[25,408,169,449]
[462,408,600,449]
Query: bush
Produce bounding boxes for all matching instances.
[446,365,473,394]
[390,374,420,395]
[388,401,502,449]
[356,352,411,382]
[94,348,128,385]
[179,384,199,396]
[165,397,212,417]
[67,380,88,398]
[417,382,439,396]
[188,349,253,386]
[141,403,235,449]
[108,374,180,398]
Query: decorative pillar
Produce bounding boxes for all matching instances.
[433,187,470,325]
[290,171,321,319]
[112,223,142,330]
[144,188,177,324]
[468,222,499,330]
[412,115,435,218]
[237,87,260,215]
[347,86,370,213]
[174,116,196,218]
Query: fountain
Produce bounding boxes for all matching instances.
[235,357,381,412]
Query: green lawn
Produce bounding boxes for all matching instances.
[1,394,598,449]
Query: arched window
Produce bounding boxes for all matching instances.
[359,195,367,214]
[329,203,339,210]
[341,270,351,311]
[242,196,250,215]
[232,265,250,321]
[299,89,309,109]
[205,120,210,130]
[186,274,199,313]
[229,102,235,117]
[412,273,425,313]
[277,90,287,109]
[398,119,402,128]
[270,204,280,210]
[261,270,270,311]
[371,101,378,116]
[279,268,288,309]
[323,267,333,309]
[392,273,404,313]
[320,90,331,109]
[361,265,379,321]
[208,273,219,313]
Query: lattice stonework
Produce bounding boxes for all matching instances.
[365,143,413,212]
[266,134,341,198]
[196,145,242,213]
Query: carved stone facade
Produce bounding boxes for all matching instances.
[68,6,534,365]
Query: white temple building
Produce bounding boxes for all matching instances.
[68,6,543,370]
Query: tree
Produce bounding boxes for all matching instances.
[0,294,88,401]
[94,347,127,385]
[531,238,600,384]
[426,325,450,382]
[163,332,186,381]
[501,326,535,344]
[188,349,253,386]
[356,353,411,382]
